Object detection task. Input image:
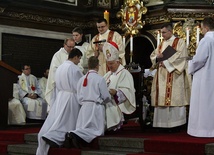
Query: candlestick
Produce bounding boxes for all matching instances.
[130,35,133,52]
[130,35,133,63]
[123,36,126,49]
[157,31,160,47]
[104,10,109,27]
[186,27,190,47]
[196,26,200,46]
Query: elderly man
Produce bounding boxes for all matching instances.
[86,18,126,76]
[18,64,47,120]
[103,42,136,130]
[45,38,75,111]
[150,23,190,131]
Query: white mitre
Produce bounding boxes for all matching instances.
[103,41,119,61]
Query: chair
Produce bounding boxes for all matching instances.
[8,83,26,124]
[124,64,144,130]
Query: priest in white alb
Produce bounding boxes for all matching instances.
[18,65,47,120]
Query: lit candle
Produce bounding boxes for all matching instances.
[130,35,133,52]
[157,31,160,47]
[104,10,109,27]
[196,26,200,46]
[186,27,189,47]
[123,36,126,49]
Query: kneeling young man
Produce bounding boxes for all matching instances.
[64,56,111,148]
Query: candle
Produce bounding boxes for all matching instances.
[123,36,126,49]
[157,31,160,47]
[196,26,200,46]
[104,10,109,27]
[130,35,133,52]
[186,27,189,47]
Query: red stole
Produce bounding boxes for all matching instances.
[155,38,179,106]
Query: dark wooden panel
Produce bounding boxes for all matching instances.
[0,61,21,129]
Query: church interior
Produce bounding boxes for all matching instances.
[0,0,214,154]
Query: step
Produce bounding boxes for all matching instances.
[205,143,214,155]
[98,137,145,152]
[24,133,38,144]
[7,143,37,155]
[8,132,214,155]
[81,150,137,155]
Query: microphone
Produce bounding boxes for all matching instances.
[93,39,106,44]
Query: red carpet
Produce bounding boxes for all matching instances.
[1,122,214,155]
[0,126,40,154]
[105,121,214,155]
[49,148,81,155]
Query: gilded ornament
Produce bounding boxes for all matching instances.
[117,0,147,36]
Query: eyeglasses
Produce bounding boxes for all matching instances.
[97,25,106,29]
[65,44,74,48]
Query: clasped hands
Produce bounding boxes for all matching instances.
[27,93,38,99]
[109,89,117,96]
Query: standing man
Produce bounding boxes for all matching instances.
[45,38,75,111]
[64,56,111,148]
[188,17,214,137]
[72,27,89,74]
[86,18,126,76]
[18,64,47,120]
[103,42,136,130]
[36,48,83,155]
[150,23,190,130]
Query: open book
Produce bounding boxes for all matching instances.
[157,45,177,62]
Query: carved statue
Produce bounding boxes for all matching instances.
[117,0,147,36]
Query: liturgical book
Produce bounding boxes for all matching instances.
[157,45,177,62]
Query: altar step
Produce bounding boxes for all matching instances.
[7,132,214,155]
[7,133,145,155]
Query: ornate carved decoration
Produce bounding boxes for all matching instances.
[205,0,214,5]
[117,0,147,36]
[144,12,214,25]
[0,7,5,13]
[2,11,95,29]
[173,18,201,56]
[168,12,214,20]
[145,15,170,25]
